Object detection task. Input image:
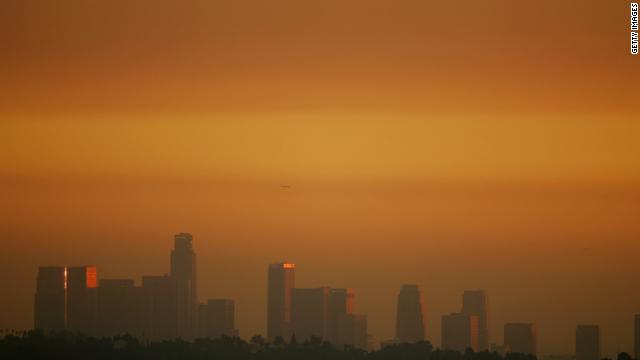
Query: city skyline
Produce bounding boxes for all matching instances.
[1,0,638,358]
[26,233,640,359]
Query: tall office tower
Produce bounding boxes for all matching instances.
[441,312,479,352]
[34,266,66,331]
[462,290,489,350]
[576,325,600,360]
[170,233,197,339]
[200,299,237,338]
[96,279,145,338]
[634,315,640,360]
[504,323,537,356]
[267,262,295,340]
[327,288,355,344]
[291,287,330,341]
[395,284,426,342]
[142,275,180,340]
[66,266,98,335]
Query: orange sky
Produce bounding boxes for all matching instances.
[1,0,639,357]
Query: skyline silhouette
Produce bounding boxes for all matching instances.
[1,1,638,358]
[25,233,640,360]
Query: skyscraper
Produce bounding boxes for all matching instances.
[342,314,368,349]
[96,279,145,338]
[142,275,180,340]
[504,323,537,356]
[34,266,66,331]
[267,262,295,340]
[462,290,489,350]
[395,284,426,342]
[575,325,600,360]
[291,287,330,341]
[66,266,98,335]
[170,233,197,339]
[441,312,479,352]
[327,288,355,345]
[200,299,237,338]
[634,315,640,360]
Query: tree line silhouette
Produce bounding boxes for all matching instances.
[0,330,634,360]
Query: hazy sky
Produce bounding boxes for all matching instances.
[1,0,639,357]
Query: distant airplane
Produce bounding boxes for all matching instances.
[280,185,292,189]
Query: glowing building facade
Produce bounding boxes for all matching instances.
[66,266,98,334]
[327,288,355,344]
[462,290,489,350]
[267,262,295,340]
[34,265,98,334]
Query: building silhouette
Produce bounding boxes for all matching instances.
[327,288,355,344]
[34,265,99,334]
[66,266,98,334]
[199,299,237,338]
[34,266,66,331]
[575,325,600,360]
[326,288,368,348]
[504,323,537,356]
[635,315,640,360]
[395,284,426,342]
[267,262,295,340]
[291,287,330,341]
[33,237,205,340]
[441,312,479,352]
[170,233,197,339]
[342,314,368,349]
[462,290,489,350]
[96,279,145,338]
[142,275,180,340]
